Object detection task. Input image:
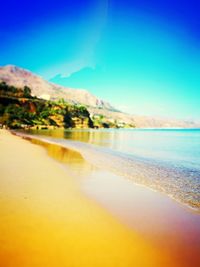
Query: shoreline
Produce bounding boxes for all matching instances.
[12,130,200,214]
[1,130,200,266]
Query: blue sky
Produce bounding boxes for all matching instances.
[0,0,200,120]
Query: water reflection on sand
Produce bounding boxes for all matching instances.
[17,129,200,267]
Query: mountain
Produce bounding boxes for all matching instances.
[0,65,114,110]
[0,65,199,128]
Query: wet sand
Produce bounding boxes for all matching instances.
[0,130,173,267]
[83,171,200,267]
[0,130,200,267]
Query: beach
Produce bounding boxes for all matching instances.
[0,130,199,267]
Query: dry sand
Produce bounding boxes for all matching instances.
[0,130,178,267]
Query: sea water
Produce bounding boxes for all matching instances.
[24,128,200,211]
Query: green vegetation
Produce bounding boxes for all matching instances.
[0,82,135,129]
[0,82,93,129]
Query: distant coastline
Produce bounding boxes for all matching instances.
[0,81,134,130]
[1,65,200,129]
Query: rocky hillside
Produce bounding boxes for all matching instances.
[0,82,93,129]
[0,65,114,110]
[1,65,199,128]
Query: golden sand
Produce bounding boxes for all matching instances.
[0,130,174,267]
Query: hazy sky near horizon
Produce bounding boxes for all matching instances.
[0,0,200,119]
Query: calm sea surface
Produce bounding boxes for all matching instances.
[25,128,200,211]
